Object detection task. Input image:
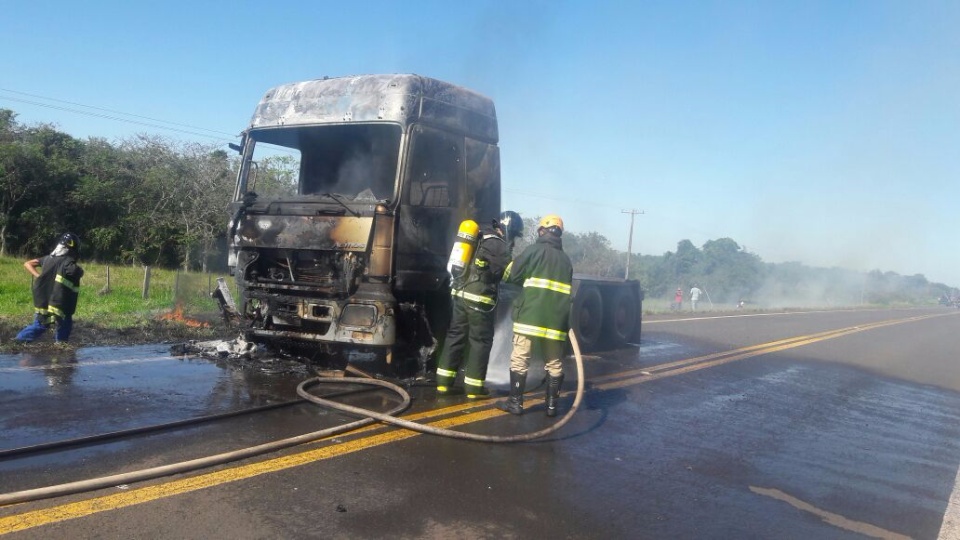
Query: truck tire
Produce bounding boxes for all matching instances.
[571,285,603,351]
[602,286,638,347]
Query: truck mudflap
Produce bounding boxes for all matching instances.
[212,277,241,324]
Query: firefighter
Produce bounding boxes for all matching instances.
[497,215,573,417]
[15,233,84,343]
[436,211,523,398]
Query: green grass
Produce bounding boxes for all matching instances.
[0,256,228,329]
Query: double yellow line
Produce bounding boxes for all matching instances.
[592,312,946,391]
[1,312,952,534]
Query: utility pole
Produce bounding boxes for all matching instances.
[622,209,644,279]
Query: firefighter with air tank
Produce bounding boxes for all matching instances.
[435,211,524,398]
[498,215,574,417]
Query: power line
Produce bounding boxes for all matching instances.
[0,89,653,233]
[503,187,623,210]
[0,88,239,142]
[0,87,238,137]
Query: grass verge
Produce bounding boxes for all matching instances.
[0,256,230,350]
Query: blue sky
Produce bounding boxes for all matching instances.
[2,1,958,286]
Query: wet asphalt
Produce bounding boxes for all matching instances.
[2,307,960,539]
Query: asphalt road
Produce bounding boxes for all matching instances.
[2,306,960,539]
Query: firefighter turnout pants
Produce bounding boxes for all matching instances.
[436,297,496,395]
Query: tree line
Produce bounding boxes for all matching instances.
[0,109,236,270]
[2,108,954,307]
[525,220,957,307]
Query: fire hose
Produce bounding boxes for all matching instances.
[297,329,585,442]
[0,331,583,506]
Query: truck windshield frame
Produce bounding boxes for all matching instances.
[246,123,402,203]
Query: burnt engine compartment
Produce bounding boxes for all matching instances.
[237,248,364,296]
[224,246,446,379]
[234,248,364,335]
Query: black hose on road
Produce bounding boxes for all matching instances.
[0,332,584,506]
[0,386,385,460]
[0,382,411,507]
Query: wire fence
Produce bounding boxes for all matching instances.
[80,265,235,311]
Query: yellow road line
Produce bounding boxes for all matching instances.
[594,315,940,391]
[1,311,949,535]
[0,408,504,534]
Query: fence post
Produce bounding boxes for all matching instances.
[100,266,111,294]
[142,266,151,299]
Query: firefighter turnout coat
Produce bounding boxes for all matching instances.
[451,230,510,309]
[437,228,511,394]
[32,254,84,319]
[503,233,573,341]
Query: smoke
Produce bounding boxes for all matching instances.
[750,264,867,308]
[485,312,515,387]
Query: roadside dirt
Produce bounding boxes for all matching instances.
[0,314,231,352]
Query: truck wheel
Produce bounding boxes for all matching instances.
[571,285,603,351]
[602,287,638,347]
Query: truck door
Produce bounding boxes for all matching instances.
[395,125,465,291]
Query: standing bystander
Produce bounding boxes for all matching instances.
[689,285,702,311]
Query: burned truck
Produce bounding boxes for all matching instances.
[226,74,500,373]
[226,74,642,375]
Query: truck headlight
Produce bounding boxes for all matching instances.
[340,304,377,327]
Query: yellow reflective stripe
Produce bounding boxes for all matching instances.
[522,277,571,295]
[451,289,496,305]
[55,274,80,293]
[513,322,566,341]
[461,292,495,305]
[503,261,513,280]
[464,376,484,387]
[474,259,488,268]
[48,306,66,318]
[436,367,457,378]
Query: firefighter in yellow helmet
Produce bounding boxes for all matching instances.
[497,214,573,416]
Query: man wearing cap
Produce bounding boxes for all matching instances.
[498,215,573,417]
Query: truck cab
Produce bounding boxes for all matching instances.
[228,75,500,374]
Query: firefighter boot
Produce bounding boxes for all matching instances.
[497,371,526,415]
[545,374,565,417]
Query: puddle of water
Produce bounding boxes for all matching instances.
[0,343,307,451]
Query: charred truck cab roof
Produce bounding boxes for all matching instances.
[229,74,501,373]
[248,74,497,139]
